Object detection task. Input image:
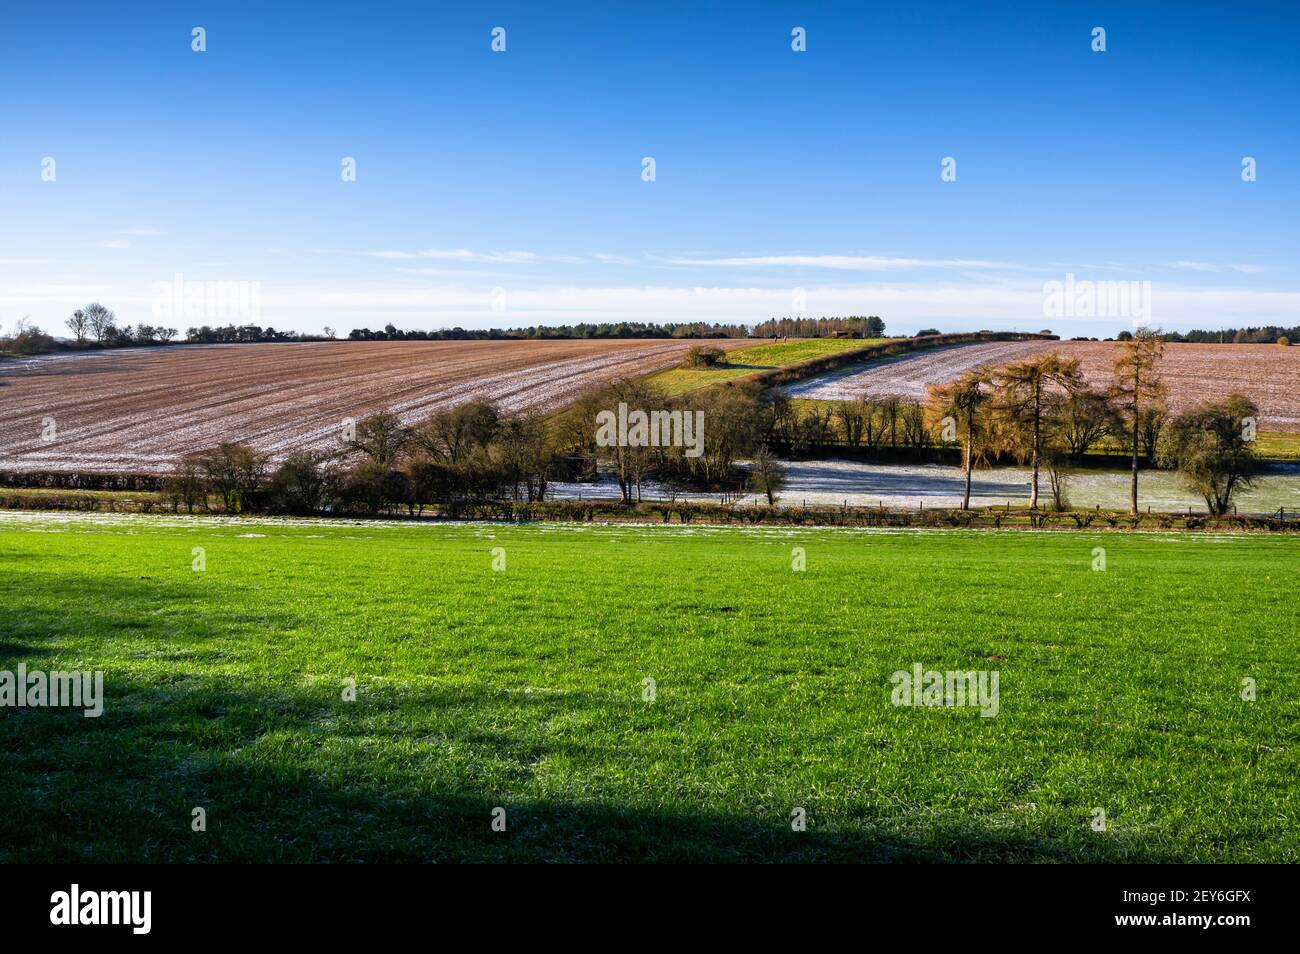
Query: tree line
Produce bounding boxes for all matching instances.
[926,330,1262,515]
[346,321,753,341]
[755,330,1264,515]
[1161,325,1297,345]
[750,316,887,338]
[5,311,899,358]
[160,382,784,516]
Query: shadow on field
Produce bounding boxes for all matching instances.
[0,666,1175,863]
[0,572,1172,864]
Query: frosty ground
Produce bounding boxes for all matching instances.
[549,459,1300,514]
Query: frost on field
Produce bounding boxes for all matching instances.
[0,339,744,474]
[785,340,1300,432]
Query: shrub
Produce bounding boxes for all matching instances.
[681,345,727,368]
[267,452,337,515]
[1,318,56,355]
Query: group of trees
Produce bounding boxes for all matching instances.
[751,316,885,339]
[184,325,331,344]
[346,321,753,341]
[0,317,57,355]
[350,318,893,341]
[0,304,181,355]
[164,402,560,516]
[1163,325,1297,345]
[162,381,786,515]
[562,380,776,502]
[8,308,338,356]
[770,392,932,456]
[62,303,179,347]
[924,330,1261,515]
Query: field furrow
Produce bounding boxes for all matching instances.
[0,339,747,473]
[786,340,1300,430]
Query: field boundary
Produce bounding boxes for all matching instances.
[738,331,1057,390]
[4,497,1297,533]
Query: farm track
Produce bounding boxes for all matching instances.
[786,340,1300,431]
[0,339,749,473]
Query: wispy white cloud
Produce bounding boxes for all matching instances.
[9,277,1297,327]
[660,254,1022,271]
[365,248,538,263]
[95,239,132,249]
[1170,260,1265,274]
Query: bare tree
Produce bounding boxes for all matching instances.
[899,401,931,450]
[989,353,1084,509]
[344,411,410,469]
[834,399,866,447]
[162,455,206,513]
[749,446,787,505]
[1058,386,1120,458]
[1113,329,1166,514]
[411,400,499,464]
[190,443,269,512]
[65,309,88,344]
[926,370,992,510]
[491,412,554,502]
[83,302,116,343]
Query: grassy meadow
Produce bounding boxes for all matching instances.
[648,338,881,395]
[1,512,1296,862]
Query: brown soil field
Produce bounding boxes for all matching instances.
[787,340,1300,432]
[0,339,750,474]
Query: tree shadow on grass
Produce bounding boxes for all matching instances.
[0,575,1193,864]
[0,668,1191,863]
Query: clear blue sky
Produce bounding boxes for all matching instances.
[2,1,1297,336]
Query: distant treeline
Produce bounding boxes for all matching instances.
[0,315,896,357]
[751,316,886,338]
[185,325,331,344]
[1161,326,1298,345]
[347,321,752,341]
[348,317,888,341]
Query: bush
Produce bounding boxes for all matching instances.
[681,345,728,368]
[1,319,56,355]
[267,452,337,515]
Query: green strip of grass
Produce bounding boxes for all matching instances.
[1,515,1295,862]
[649,338,883,396]
[1256,431,1300,460]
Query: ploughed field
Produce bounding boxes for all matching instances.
[0,512,1295,862]
[0,339,748,474]
[787,341,1300,432]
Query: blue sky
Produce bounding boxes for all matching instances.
[2,1,1297,336]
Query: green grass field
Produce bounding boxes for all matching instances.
[1257,431,1300,460]
[2,512,1296,862]
[649,338,882,395]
